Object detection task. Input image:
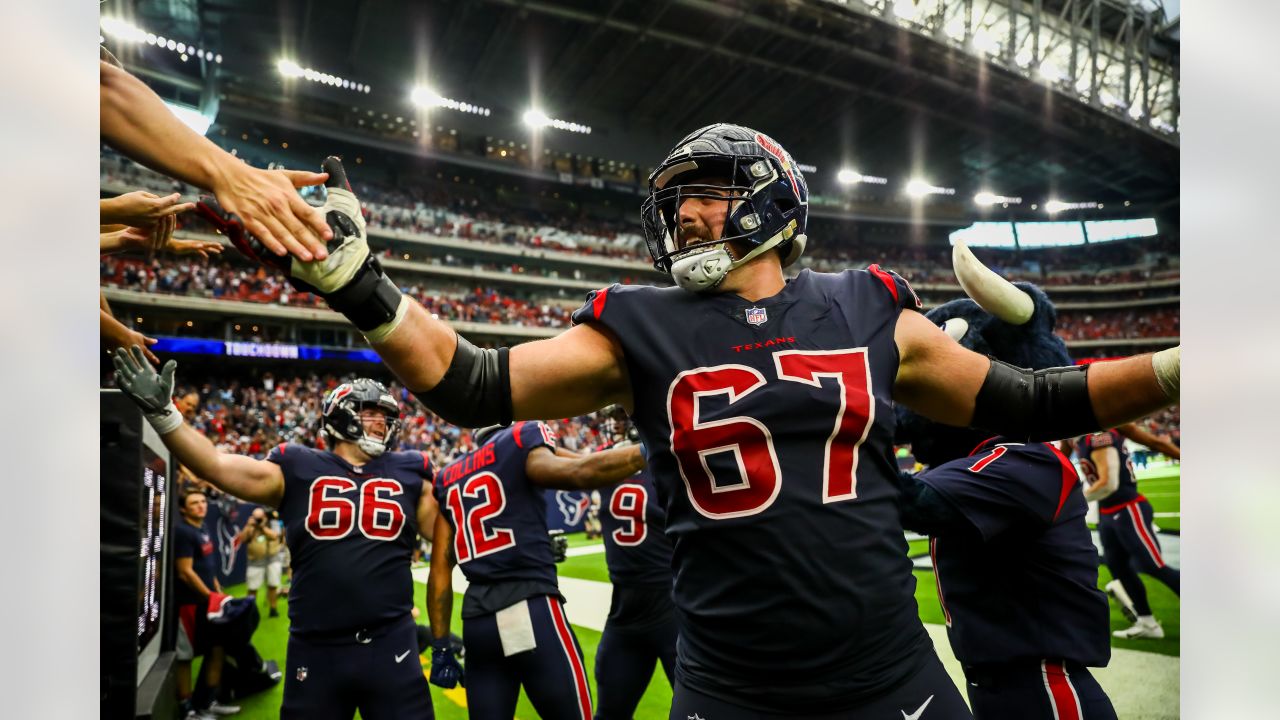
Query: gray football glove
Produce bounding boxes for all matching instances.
[112,346,183,433]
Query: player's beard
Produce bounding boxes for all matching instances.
[677,222,714,249]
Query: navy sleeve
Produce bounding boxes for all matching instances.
[514,421,557,453]
[571,284,622,327]
[894,471,981,538]
[866,264,923,311]
[919,444,1071,541]
[266,442,290,467]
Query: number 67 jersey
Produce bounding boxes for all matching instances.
[572,266,931,713]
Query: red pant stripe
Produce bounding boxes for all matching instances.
[1041,660,1083,720]
[546,596,592,720]
[1127,503,1166,568]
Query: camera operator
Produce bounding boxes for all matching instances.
[236,507,284,618]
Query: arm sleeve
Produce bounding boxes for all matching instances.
[514,421,558,453]
[570,285,622,327]
[920,446,1064,541]
[895,471,980,537]
[866,265,923,312]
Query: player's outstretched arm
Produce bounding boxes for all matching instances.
[1117,421,1181,460]
[525,443,646,491]
[100,61,332,260]
[427,514,465,688]
[893,309,1179,441]
[111,347,285,506]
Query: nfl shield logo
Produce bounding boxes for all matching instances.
[296,666,308,682]
[745,307,768,326]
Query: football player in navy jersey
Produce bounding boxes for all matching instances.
[895,275,1115,719]
[225,133,1179,717]
[425,421,645,719]
[1077,428,1181,640]
[112,349,438,720]
[592,409,678,720]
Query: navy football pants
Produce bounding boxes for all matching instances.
[964,659,1116,720]
[668,649,971,719]
[463,594,593,720]
[593,613,677,719]
[1099,498,1180,615]
[281,615,433,719]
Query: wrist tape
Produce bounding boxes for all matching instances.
[1151,346,1180,402]
[146,402,183,435]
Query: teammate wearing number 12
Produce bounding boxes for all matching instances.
[230,127,1180,718]
[109,358,439,720]
[426,421,645,719]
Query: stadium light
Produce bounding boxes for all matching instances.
[837,169,887,185]
[971,28,999,55]
[523,108,591,134]
[279,58,368,93]
[905,179,955,198]
[412,86,491,116]
[101,16,221,63]
[944,20,966,42]
[1044,199,1100,214]
[1038,60,1065,83]
[892,0,918,21]
[974,191,1023,206]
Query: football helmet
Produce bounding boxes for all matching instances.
[320,378,401,457]
[641,123,808,292]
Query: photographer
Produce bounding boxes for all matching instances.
[235,508,284,618]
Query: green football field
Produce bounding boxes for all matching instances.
[213,465,1180,718]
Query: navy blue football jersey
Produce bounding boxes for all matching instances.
[1077,429,1139,510]
[919,438,1110,667]
[267,443,431,634]
[571,267,931,707]
[433,421,560,590]
[598,466,674,587]
[172,521,217,606]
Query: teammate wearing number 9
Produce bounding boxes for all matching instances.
[110,352,439,720]
[244,126,1180,717]
[426,421,645,719]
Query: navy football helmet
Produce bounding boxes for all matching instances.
[641,123,808,292]
[320,378,401,457]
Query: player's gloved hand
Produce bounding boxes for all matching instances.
[429,637,465,689]
[197,157,408,341]
[206,592,232,621]
[550,532,569,563]
[112,346,183,434]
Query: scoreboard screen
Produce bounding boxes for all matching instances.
[137,446,167,653]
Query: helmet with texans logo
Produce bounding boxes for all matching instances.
[641,123,809,292]
[320,378,401,457]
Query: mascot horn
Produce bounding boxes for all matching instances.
[897,240,1073,465]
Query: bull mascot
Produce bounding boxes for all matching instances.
[893,240,1119,720]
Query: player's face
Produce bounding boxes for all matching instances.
[358,408,390,441]
[183,494,207,521]
[675,178,735,249]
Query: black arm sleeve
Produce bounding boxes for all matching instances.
[970,359,1100,443]
[414,334,513,428]
[896,471,979,537]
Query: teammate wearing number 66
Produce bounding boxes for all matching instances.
[111,348,439,720]
[228,125,1180,718]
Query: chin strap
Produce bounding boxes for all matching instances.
[669,225,804,293]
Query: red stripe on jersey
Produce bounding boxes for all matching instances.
[277,443,287,455]
[1041,660,1083,720]
[930,537,952,627]
[967,445,1007,473]
[1046,443,1080,521]
[966,436,1001,457]
[591,287,610,320]
[867,264,899,303]
[547,596,592,719]
[1127,503,1165,568]
[512,421,527,449]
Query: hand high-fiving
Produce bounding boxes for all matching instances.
[112,346,183,433]
[100,190,196,229]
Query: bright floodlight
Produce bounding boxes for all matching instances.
[892,0,918,21]
[837,169,863,185]
[1044,200,1066,214]
[1038,60,1065,82]
[523,109,552,129]
[974,192,998,206]
[100,17,146,43]
[943,20,966,41]
[277,59,304,78]
[971,28,998,54]
[905,179,932,198]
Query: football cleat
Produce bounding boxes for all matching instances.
[1105,579,1138,623]
[1113,617,1164,639]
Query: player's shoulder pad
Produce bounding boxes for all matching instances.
[266,442,292,464]
[512,420,558,452]
[864,264,923,311]
[387,449,433,478]
[570,282,680,328]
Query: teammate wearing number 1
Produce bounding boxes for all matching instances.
[426,421,645,719]
[110,353,438,720]
[220,126,1180,718]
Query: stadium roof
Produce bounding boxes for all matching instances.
[115,0,1179,208]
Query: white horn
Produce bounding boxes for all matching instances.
[940,318,969,342]
[951,239,1034,325]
